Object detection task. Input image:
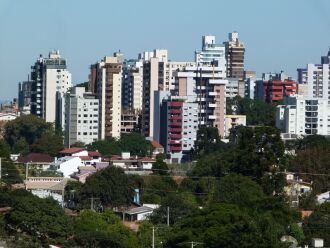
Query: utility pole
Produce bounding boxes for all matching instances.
[152,226,155,248]
[167,206,170,226]
[0,157,2,181]
[25,162,29,180]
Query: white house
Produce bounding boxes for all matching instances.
[106,152,155,171]
[50,156,84,178]
[317,191,330,204]
[124,204,159,222]
[24,177,71,205]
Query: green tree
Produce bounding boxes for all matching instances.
[74,209,140,248]
[5,189,73,245]
[303,202,330,246]
[150,193,197,225]
[194,126,227,156]
[4,115,53,154]
[87,138,121,156]
[80,166,139,207]
[30,130,64,156]
[226,96,277,126]
[152,154,169,175]
[119,133,153,157]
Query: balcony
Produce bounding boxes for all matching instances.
[169,109,182,114]
[170,134,182,139]
[169,140,181,145]
[170,115,182,121]
[209,92,217,96]
[169,122,182,127]
[170,128,182,132]
[208,103,217,108]
[170,146,182,153]
[208,115,216,120]
[169,102,183,107]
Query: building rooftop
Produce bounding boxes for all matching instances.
[60,147,85,154]
[150,140,163,149]
[17,153,54,163]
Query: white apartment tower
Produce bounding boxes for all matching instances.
[30,50,72,124]
[305,48,330,103]
[276,95,330,136]
[64,87,99,147]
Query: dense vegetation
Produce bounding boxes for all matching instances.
[3,115,63,156]
[226,96,277,126]
[87,132,153,157]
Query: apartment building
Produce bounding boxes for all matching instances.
[224,32,246,97]
[159,96,198,163]
[276,95,330,136]
[64,87,99,147]
[89,55,122,139]
[30,50,72,124]
[255,73,298,103]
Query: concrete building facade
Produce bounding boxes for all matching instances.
[64,87,99,147]
[30,50,72,124]
[276,95,330,136]
[90,55,122,139]
[224,32,245,97]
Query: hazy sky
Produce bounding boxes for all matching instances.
[0,0,330,100]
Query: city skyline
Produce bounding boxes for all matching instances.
[1,0,330,100]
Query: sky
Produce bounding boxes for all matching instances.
[0,0,330,101]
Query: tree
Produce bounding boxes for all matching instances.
[165,204,286,248]
[226,96,276,126]
[74,209,140,248]
[150,193,197,225]
[152,154,169,175]
[303,202,330,246]
[4,115,53,154]
[30,130,64,156]
[80,166,139,207]
[194,126,227,157]
[87,137,121,156]
[5,189,73,245]
[119,133,153,157]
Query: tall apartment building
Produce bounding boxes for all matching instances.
[64,87,99,147]
[174,64,227,137]
[304,48,330,103]
[159,96,198,163]
[244,71,257,99]
[30,50,72,124]
[255,73,298,103]
[224,32,245,97]
[18,79,32,110]
[141,49,168,138]
[89,55,122,139]
[276,95,330,136]
[196,35,226,69]
[122,60,143,112]
[141,49,195,138]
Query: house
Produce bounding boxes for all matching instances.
[105,152,155,171]
[24,177,72,205]
[16,153,54,171]
[123,204,159,222]
[317,191,330,204]
[71,166,97,183]
[50,156,84,178]
[284,172,312,206]
[59,148,102,165]
[150,140,164,157]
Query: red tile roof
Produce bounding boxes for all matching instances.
[88,151,101,157]
[17,153,54,163]
[60,147,85,154]
[79,156,92,161]
[150,140,163,149]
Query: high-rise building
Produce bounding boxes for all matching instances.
[276,95,330,136]
[244,71,257,99]
[304,48,330,103]
[255,73,298,103]
[18,79,32,110]
[64,87,99,147]
[141,49,169,138]
[30,50,72,124]
[174,64,227,137]
[159,96,198,163]
[224,32,245,97]
[89,55,122,139]
[122,60,143,112]
[196,35,226,69]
